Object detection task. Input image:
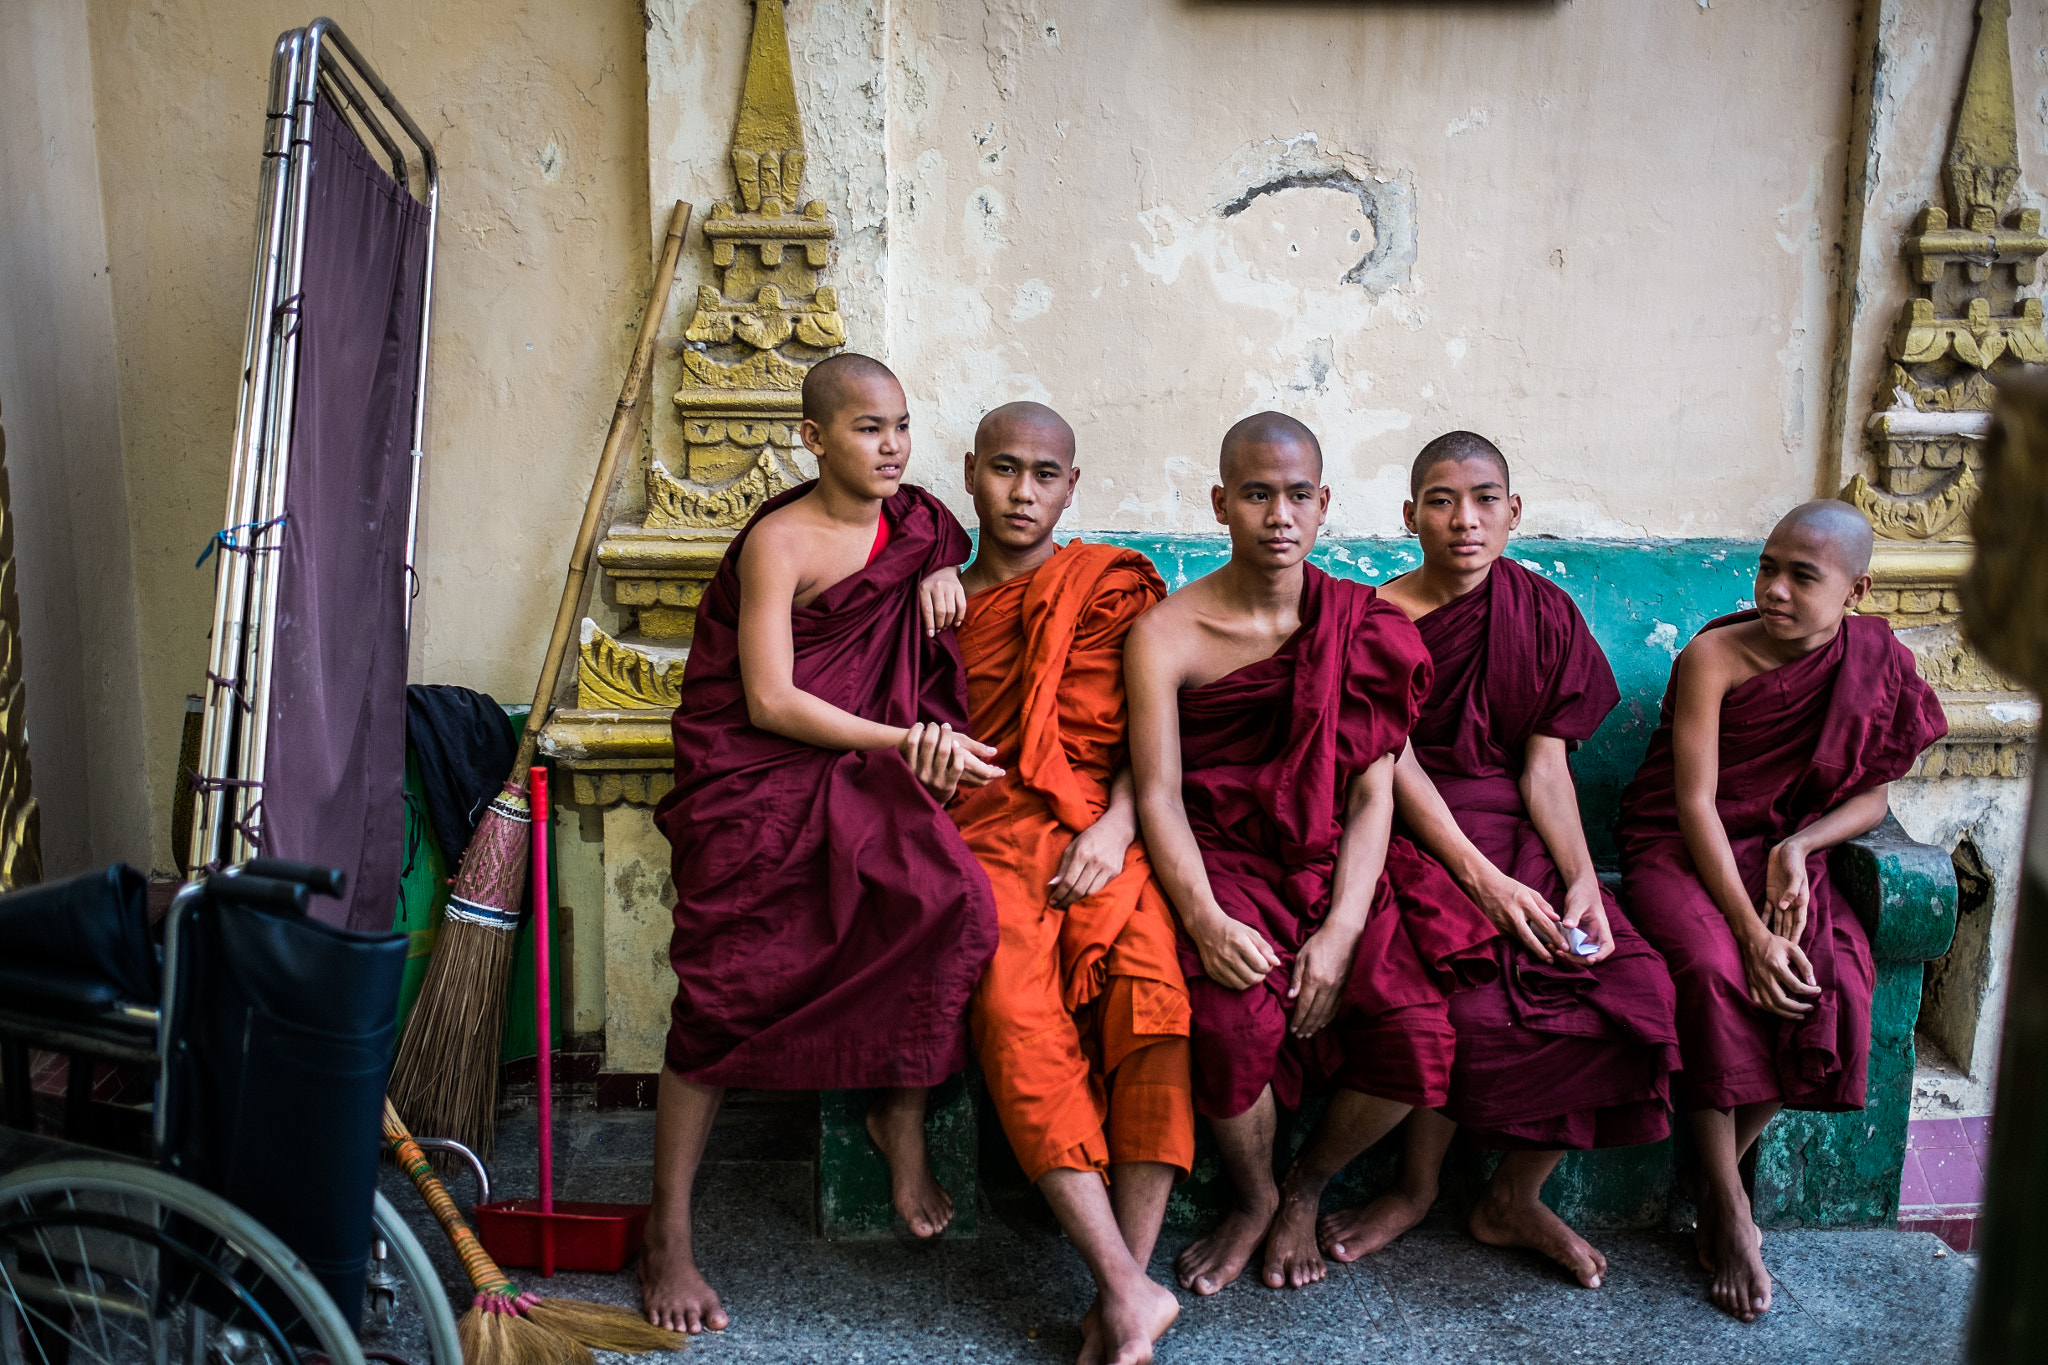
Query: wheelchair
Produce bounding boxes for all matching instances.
[0,861,462,1365]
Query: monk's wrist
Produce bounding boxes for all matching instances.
[1088,806,1137,845]
[1313,913,1367,946]
[1730,913,1773,952]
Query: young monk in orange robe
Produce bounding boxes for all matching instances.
[942,402,1189,1365]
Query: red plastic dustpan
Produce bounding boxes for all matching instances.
[474,767,650,1275]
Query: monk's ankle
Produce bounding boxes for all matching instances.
[1397,1178,1440,1210]
[1233,1185,1281,1221]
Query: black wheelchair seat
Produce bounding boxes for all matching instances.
[0,864,157,1023]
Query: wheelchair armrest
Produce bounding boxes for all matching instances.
[1829,812,1957,963]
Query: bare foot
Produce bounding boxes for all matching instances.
[1077,1299,1104,1365]
[1261,1191,1327,1289]
[1469,1188,1607,1289]
[1174,1198,1276,1296]
[865,1094,954,1237]
[1706,1201,1772,1323]
[638,1237,728,1334]
[1094,1278,1179,1364]
[1316,1185,1434,1263]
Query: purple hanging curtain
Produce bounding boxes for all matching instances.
[261,99,428,931]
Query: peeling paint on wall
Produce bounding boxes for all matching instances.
[1212,136,1418,299]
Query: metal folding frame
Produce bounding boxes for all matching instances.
[188,19,440,876]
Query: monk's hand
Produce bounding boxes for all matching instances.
[899,722,1002,799]
[1188,912,1281,991]
[1740,928,1822,1019]
[1474,870,1567,963]
[1763,838,1812,944]
[1289,923,1360,1038]
[1048,812,1132,908]
[946,732,1004,790]
[1560,880,1614,964]
[918,566,967,637]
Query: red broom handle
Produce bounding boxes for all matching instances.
[531,765,556,1278]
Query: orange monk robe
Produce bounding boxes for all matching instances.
[951,542,1195,1184]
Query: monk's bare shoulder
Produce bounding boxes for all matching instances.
[743,495,824,566]
[1674,619,1765,709]
[1127,576,1223,679]
[1373,570,1427,622]
[1679,617,1784,699]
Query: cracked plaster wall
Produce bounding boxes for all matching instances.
[883,0,1864,540]
[1893,776,2030,1117]
[642,1,1902,543]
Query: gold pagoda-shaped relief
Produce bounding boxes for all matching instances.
[655,0,842,532]
[1843,0,2042,779]
[544,0,847,806]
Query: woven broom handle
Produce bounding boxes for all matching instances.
[511,199,695,777]
[383,1098,518,1296]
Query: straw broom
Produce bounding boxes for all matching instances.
[387,199,695,1158]
[385,1100,685,1361]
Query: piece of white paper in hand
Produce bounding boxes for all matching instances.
[1566,925,1600,957]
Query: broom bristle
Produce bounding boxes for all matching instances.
[461,1301,595,1365]
[389,918,519,1157]
[527,1297,688,1353]
[390,782,534,1160]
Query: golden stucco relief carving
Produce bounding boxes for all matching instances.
[1844,0,2044,541]
[1838,0,2040,780]
[0,402,40,890]
[545,0,847,792]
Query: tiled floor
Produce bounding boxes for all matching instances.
[370,1101,1979,1365]
[1899,1116,1990,1251]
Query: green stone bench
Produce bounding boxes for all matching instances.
[817,536,1957,1237]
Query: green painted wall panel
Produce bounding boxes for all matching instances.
[1078,533,1765,862]
[790,533,1952,1239]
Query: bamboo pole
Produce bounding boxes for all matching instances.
[512,197,693,774]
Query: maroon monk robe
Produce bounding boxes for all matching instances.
[1409,558,1680,1150]
[656,482,999,1089]
[1177,564,1499,1120]
[1617,611,1947,1112]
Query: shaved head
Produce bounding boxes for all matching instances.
[975,400,1075,464]
[1769,499,1874,577]
[801,352,901,424]
[1220,411,1322,485]
[1411,430,1510,498]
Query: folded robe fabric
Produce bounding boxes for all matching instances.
[656,483,999,1088]
[1616,611,1947,1112]
[951,542,1194,1182]
[1176,565,1499,1119]
[1408,559,1679,1150]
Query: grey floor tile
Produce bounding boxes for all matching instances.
[575,1111,660,1166]
[365,1110,1977,1365]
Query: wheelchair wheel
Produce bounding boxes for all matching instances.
[0,1159,361,1365]
[358,1193,460,1365]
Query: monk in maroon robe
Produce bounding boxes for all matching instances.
[1617,500,1946,1323]
[642,354,1000,1334]
[1320,432,1678,1289]
[1128,413,1497,1300]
